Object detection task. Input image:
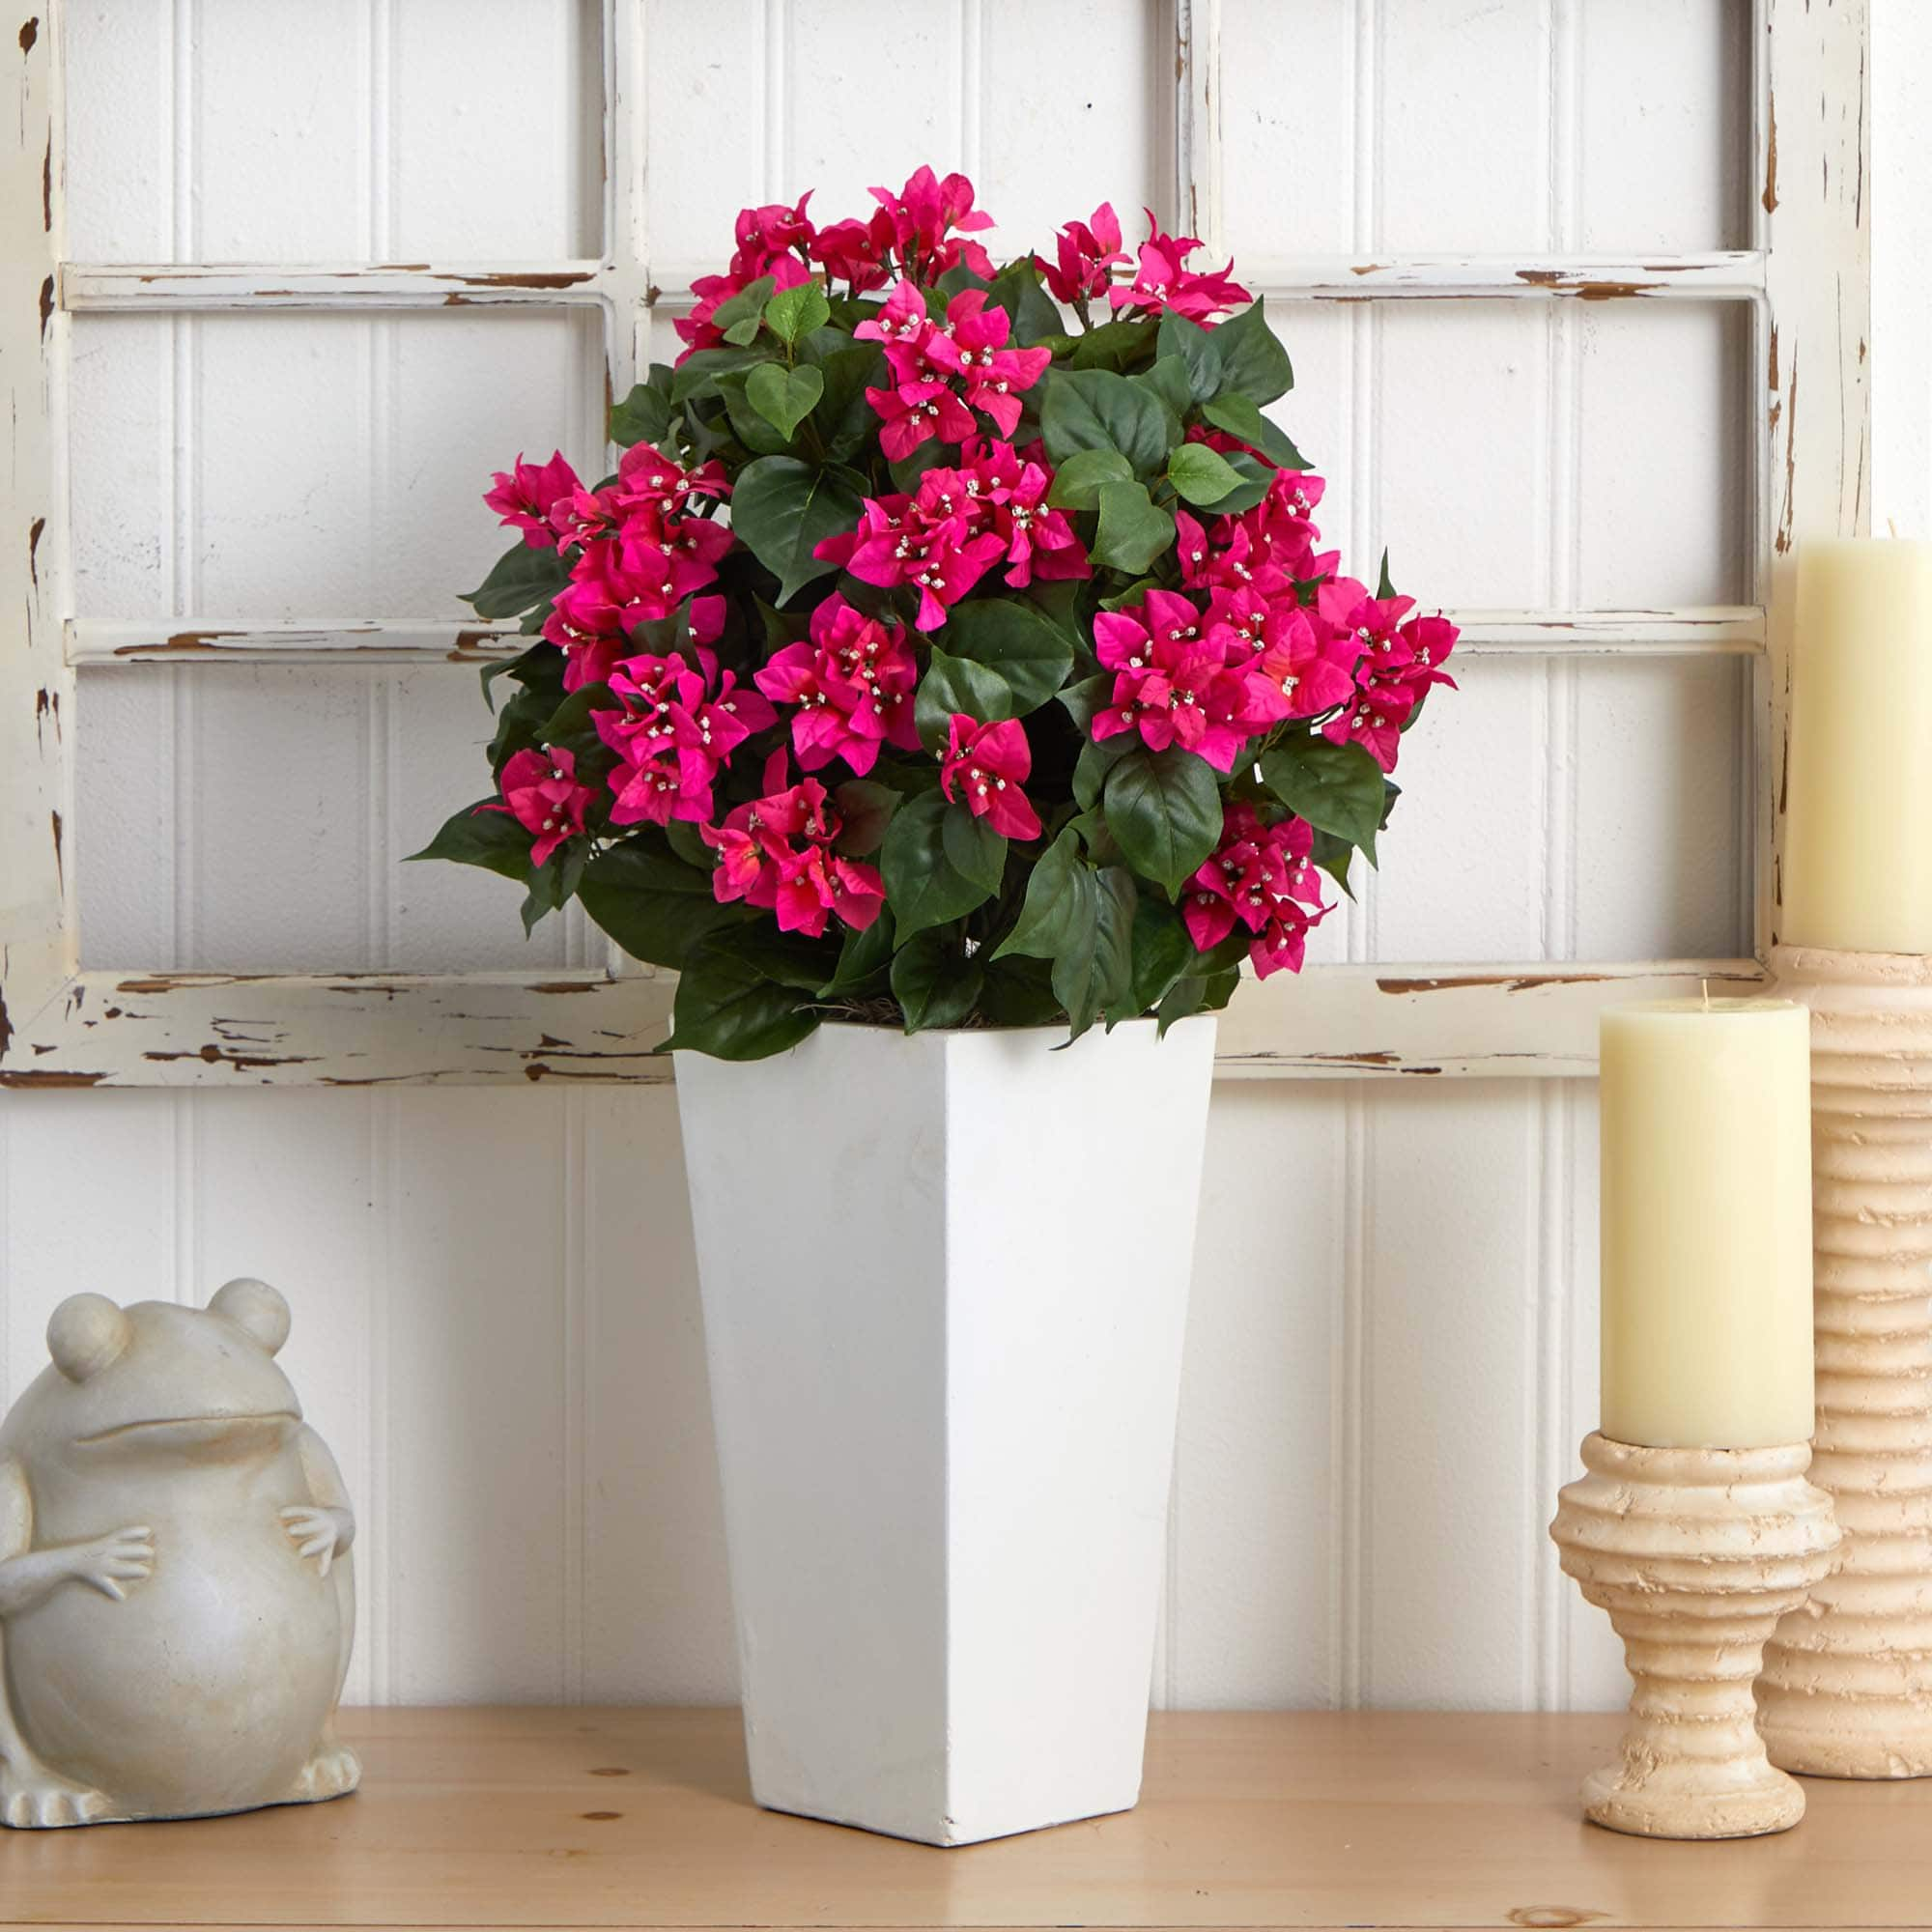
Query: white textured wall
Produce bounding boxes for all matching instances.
[0,0,1810,1710]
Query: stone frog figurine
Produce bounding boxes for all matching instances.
[0,1278,357,1827]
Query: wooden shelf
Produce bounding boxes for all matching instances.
[5,1707,1930,1930]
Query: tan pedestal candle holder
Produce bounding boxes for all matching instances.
[1757,944,1932,1777]
[1550,1434,1840,1839]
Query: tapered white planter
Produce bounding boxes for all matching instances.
[676,1015,1215,1846]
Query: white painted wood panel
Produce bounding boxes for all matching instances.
[10,0,1858,1708]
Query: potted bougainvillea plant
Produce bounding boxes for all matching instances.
[419,167,1457,1848]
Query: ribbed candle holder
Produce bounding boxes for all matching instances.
[1550,1433,1840,1839]
[1757,944,1932,1777]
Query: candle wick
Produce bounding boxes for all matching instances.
[1889,518,1901,539]
[1702,977,1711,1012]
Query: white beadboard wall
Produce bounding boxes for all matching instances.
[2,0,1887,1711]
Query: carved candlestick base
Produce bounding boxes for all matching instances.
[1550,1434,1840,1839]
[1757,945,1932,1778]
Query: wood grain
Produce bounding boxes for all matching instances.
[4,1708,1930,1931]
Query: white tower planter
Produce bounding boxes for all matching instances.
[675,1015,1215,1846]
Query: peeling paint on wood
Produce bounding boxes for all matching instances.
[16,15,35,53]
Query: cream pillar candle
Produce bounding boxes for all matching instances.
[1600,1000,1813,1449]
[1783,539,1932,954]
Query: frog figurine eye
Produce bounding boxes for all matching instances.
[207,1278,291,1356]
[46,1294,131,1383]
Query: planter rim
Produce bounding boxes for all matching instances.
[669,1011,1215,1057]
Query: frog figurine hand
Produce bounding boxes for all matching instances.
[0,1279,357,1826]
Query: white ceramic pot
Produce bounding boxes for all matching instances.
[675,1014,1215,1846]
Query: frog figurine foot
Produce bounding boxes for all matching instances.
[0,1279,358,1826]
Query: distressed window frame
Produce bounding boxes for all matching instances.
[0,0,1868,1088]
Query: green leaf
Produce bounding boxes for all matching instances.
[709,923,835,992]
[1072,730,1133,810]
[935,597,1074,713]
[729,455,865,604]
[407,802,531,881]
[1125,897,1199,1019]
[665,818,714,869]
[1377,548,1397,600]
[994,827,1090,961]
[891,929,985,1032]
[1057,671,1113,733]
[670,343,777,405]
[713,371,792,455]
[1037,368,1178,478]
[661,940,817,1061]
[942,803,1008,895]
[1309,825,1357,899]
[1103,745,1223,894]
[764,280,832,345]
[578,836,750,970]
[1211,297,1293,405]
[611,377,674,449]
[1155,971,1209,1037]
[1260,736,1387,865]
[1201,392,1307,469]
[1156,311,1224,402]
[711,274,778,347]
[1196,448,1274,516]
[1055,866,1136,1041]
[818,909,896,999]
[462,541,570,621]
[987,258,1065,347]
[1166,441,1244,507]
[1136,354,1195,423]
[830,779,900,857]
[809,342,887,459]
[978,953,1062,1026]
[1092,480,1178,575]
[880,790,997,941]
[1067,317,1153,373]
[914,646,1012,752]
[745,360,825,440]
[1045,446,1134,512]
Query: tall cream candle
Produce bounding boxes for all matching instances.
[1600,999,1812,1449]
[1784,538,1932,954]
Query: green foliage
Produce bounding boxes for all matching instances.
[1165,441,1243,507]
[1102,746,1223,895]
[660,938,818,1059]
[764,280,832,345]
[1038,368,1178,478]
[746,361,825,440]
[1259,734,1388,866]
[1091,480,1177,573]
[729,456,864,603]
[462,542,570,621]
[936,597,1075,713]
[1210,297,1293,405]
[880,791,998,940]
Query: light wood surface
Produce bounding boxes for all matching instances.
[3,1707,1930,1931]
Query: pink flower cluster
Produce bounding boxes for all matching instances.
[940,716,1041,840]
[1184,804,1329,979]
[857,282,1052,459]
[753,592,921,776]
[1037,203,1250,325]
[484,441,737,696]
[593,650,776,829]
[676,166,995,358]
[814,439,1088,631]
[702,757,885,939]
[479,746,596,867]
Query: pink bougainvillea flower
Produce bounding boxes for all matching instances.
[1035,202,1128,307]
[478,745,594,866]
[854,278,933,350]
[1240,601,1362,726]
[484,450,582,548]
[701,774,883,937]
[1091,589,1251,771]
[614,441,729,518]
[921,290,1052,437]
[1321,676,1417,773]
[961,440,1089,586]
[732,192,816,275]
[870,164,995,281]
[1223,469,1326,584]
[753,593,921,776]
[813,208,896,295]
[821,485,1006,632]
[940,715,1042,840]
[1183,805,1328,978]
[1108,212,1252,326]
[674,252,810,360]
[1392,611,1460,692]
[865,375,979,463]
